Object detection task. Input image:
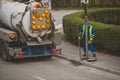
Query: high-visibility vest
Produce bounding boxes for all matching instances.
[82,25,93,38]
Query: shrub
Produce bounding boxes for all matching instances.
[63,8,120,55]
[88,8,120,25]
[51,0,120,9]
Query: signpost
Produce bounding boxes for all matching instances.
[81,0,89,61]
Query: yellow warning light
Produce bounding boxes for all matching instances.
[32,16,36,20]
[37,25,41,29]
[33,3,42,8]
[42,24,46,29]
[36,14,40,18]
[32,21,36,25]
[9,33,15,39]
[32,25,36,30]
[44,9,49,14]
[46,15,50,19]
[46,24,50,28]
[46,19,50,24]
[39,16,43,21]
[32,10,37,15]
[42,13,46,17]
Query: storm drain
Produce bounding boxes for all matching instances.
[70,60,81,66]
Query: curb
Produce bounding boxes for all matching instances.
[54,54,120,76]
[54,55,71,61]
[82,63,120,76]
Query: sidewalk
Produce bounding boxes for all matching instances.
[56,38,120,76]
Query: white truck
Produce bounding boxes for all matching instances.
[0,0,61,61]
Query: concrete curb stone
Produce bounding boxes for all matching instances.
[54,54,120,76]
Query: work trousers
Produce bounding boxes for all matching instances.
[83,39,95,54]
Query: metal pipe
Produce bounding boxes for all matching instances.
[84,0,89,60]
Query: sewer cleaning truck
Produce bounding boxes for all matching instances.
[0,0,61,61]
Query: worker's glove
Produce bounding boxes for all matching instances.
[88,40,92,44]
[78,37,81,40]
[88,38,93,44]
[90,38,93,41]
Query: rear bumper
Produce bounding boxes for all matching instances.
[8,46,61,59]
[14,52,53,59]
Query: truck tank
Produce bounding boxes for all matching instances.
[0,0,53,39]
[0,0,61,61]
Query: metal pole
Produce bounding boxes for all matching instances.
[84,0,89,60]
[78,29,82,61]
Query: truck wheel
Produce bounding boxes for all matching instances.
[1,43,13,61]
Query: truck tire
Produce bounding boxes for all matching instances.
[1,43,13,61]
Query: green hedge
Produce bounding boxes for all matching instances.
[63,8,120,55]
[51,0,120,9]
[88,8,120,25]
[51,0,81,9]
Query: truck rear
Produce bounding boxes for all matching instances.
[0,0,61,61]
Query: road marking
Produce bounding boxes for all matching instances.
[32,75,46,80]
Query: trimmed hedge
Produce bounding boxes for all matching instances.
[88,8,120,25]
[51,0,120,9]
[52,0,81,9]
[63,8,120,55]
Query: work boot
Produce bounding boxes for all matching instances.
[93,54,96,57]
[81,54,87,60]
[87,54,97,62]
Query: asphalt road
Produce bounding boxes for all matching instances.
[0,57,120,80]
[0,10,120,80]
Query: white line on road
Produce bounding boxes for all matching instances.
[32,75,46,80]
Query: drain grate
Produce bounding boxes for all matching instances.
[70,60,81,66]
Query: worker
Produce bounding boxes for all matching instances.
[78,22,96,58]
